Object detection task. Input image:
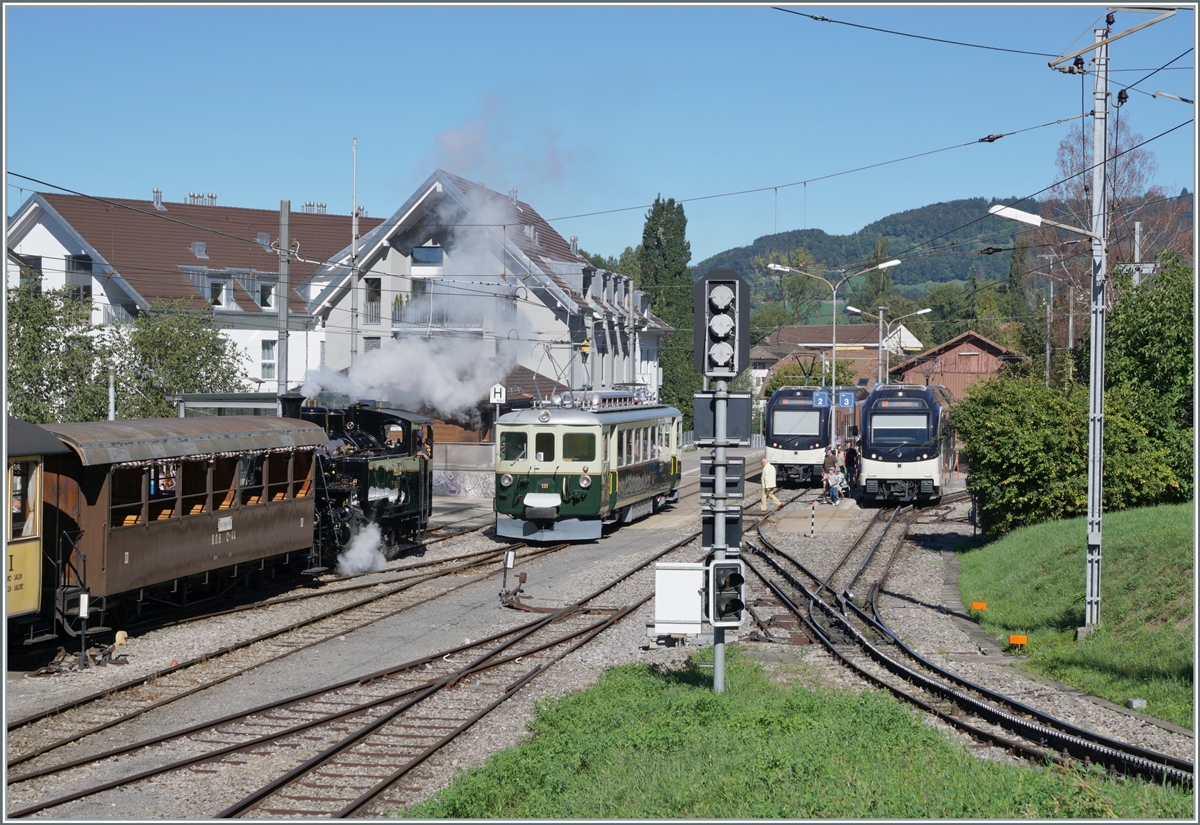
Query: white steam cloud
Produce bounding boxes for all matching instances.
[335,523,388,577]
[303,175,560,421]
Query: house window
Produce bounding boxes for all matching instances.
[66,254,92,302]
[364,337,381,352]
[259,283,274,309]
[412,246,443,265]
[18,255,42,287]
[364,277,381,325]
[262,339,276,379]
[320,340,326,365]
[209,279,230,307]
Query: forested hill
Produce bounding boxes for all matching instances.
[693,196,1028,296]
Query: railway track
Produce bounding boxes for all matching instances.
[6,479,809,818]
[5,542,567,771]
[744,515,1193,786]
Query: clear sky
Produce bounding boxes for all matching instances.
[4,3,1196,266]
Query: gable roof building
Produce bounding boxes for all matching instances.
[6,190,384,386]
[299,170,671,399]
[889,330,1025,397]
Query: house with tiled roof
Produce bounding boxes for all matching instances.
[5,190,384,387]
[299,170,671,396]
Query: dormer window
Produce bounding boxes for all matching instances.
[259,283,274,309]
[412,246,443,265]
[209,278,230,307]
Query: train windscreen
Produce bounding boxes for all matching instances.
[500,431,527,461]
[868,413,931,447]
[771,409,821,436]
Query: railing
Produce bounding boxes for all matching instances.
[391,295,485,330]
[102,302,135,326]
[363,301,381,325]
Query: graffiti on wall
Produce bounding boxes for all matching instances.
[433,470,495,499]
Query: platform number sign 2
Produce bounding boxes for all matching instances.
[812,391,831,408]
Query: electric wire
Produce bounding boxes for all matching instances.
[771,6,1060,57]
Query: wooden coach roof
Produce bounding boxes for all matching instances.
[39,416,328,466]
[6,418,74,458]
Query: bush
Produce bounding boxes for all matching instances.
[951,374,1184,537]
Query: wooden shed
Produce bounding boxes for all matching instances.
[889,331,1025,399]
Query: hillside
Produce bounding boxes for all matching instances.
[693,196,1028,298]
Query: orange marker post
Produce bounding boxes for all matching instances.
[971,601,987,611]
[1009,634,1027,650]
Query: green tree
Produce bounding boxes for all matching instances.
[637,196,701,427]
[848,235,894,309]
[747,248,823,323]
[925,282,970,345]
[6,280,111,423]
[107,300,247,418]
[1080,253,1194,498]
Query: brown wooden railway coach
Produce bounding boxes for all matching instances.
[38,416,328,634]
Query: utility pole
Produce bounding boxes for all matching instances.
[278,200,290,410]
[1068,284,1075,383]
[1045,280,1053,388]
[350,138,359,366]
[876,307,888,385]
[1084,25,1110,631]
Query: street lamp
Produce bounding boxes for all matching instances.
[845,306,932,384]
[988,201,1106,632]
[768,259,900,449]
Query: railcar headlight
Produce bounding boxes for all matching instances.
[921,453,928,460]
[500,473,514,487]
[578,474,592,488]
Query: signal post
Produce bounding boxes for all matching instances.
[694,269,750,693]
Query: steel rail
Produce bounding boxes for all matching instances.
[6,544,564,766]
[749,535,1193,785]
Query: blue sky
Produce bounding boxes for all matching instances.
[4,4,1196,266]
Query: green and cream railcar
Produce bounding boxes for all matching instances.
[494,394,682,541]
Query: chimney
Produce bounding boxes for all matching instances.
[207,192,216,206]
[152,188,166,211]
[509,187,518,205]
[570,236,578,255]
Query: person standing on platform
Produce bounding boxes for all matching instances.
[760,458,782,511]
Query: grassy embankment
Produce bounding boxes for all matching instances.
[396,504,1192,818]
[957,502,1193,730]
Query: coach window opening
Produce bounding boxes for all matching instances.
[8,460,36,539]
[239,455,265,506]
[181,459,209,516]
[110,466,146,527]
[149,463,181,521]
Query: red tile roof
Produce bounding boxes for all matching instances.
[36,193,384,315]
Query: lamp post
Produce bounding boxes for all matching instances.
[845,306,931,384]
[768,259,900,449]
[988,201,1106,631]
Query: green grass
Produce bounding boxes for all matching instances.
[958,502,1194,729]
[397,650,1192,819]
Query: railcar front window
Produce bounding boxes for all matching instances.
[868,413,931,447]
[562,433,595,462]
[535,433,555,462]
[772,410,821,436]
[500,432,527,462]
